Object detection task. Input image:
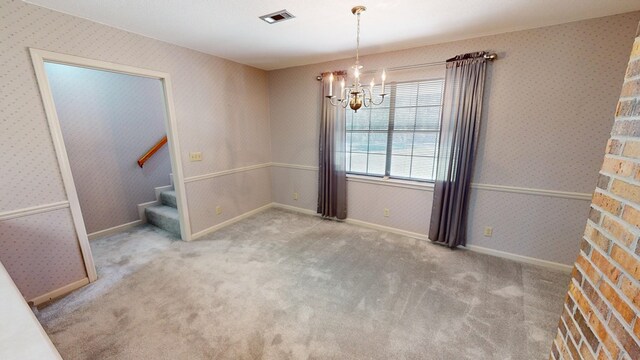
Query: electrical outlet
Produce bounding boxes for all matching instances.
[189,152,202,161]
[215,206,222,215]
[293,192,299,200]
[483,226,493,237]
[384,208,390,217]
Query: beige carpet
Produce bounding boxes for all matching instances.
[37,209,570,359]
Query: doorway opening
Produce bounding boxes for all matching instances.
[30,49,192,282]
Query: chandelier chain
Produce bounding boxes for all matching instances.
[356,12,360,64]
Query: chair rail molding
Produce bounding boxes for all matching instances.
[270,162,592,201]
[0,201,70,221]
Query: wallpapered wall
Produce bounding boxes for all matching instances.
[0,0,272,300]
[269,12,640,265]
[45,62,172,234]
[2,0,639,301]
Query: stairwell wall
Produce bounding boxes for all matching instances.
[0,0,272,301]
[44,62,172,235]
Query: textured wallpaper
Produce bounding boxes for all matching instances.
[45,62,172,234]
[2,0,639,303]
[268,12,640,265]
[0,0,272,299]
[0,208,87,300]
[187,167,272,234]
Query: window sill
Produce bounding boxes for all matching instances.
[346,174,434,192]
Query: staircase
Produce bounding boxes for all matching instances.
[145,189,181,236]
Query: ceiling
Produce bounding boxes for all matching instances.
[25,0,640,70]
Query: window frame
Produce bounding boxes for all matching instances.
[345,77,445,183]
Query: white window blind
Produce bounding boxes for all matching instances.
[345,79,444,181]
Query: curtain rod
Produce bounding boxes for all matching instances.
[316,52,498,80]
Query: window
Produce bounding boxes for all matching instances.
[345,79,444,181]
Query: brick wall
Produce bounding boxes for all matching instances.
[551,26,640,360]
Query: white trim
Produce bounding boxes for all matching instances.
[160,75,192,241]
[471,183,591,201]
[0,201,70,221]
[28,277,89,306]
[186,162,591,201]
[191,203,273,239]
[271,202,318,216]
[463,245,573,273]
[272,202,573,273]
[184,163,271,183]
[270,162,592,201]
[137,200,160,223]
[270,162,319,171]
[30,49,97,282]
[136,184,172,223]
[87,220,144,241]
[29,49,193,287]
[347,174,434,192]
[345,217,430,240]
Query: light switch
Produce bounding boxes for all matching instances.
[189,152,202,161]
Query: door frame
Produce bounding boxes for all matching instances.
[30,48,193,282]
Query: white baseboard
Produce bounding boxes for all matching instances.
[271,202,573,273]
[87,219,144,241]
[28,277,89,306]
[344,218,430,240]
[271,202,318,216]
[137,200,160,223]
[191,203,273,239]
[463,245,573,273]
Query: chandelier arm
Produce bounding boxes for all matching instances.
[326,96,340,106]
[369,94,387,106]
[362,87,372,108]
[343,87,352,101]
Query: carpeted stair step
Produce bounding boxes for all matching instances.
[160,190,177,208]
[145,205,180,236]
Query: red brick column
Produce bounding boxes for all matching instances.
[551,25,640,360]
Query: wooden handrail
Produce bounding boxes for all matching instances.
[137,135,167,168]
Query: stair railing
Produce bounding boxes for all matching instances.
[137,135,167,168]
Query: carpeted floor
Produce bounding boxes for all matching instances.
[37,208,570,359]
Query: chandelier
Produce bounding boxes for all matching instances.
[326,5,386,112]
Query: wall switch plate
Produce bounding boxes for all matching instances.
[483,226,493,237]
[293,192,299,200]
[384,208,390,217]
[215,206,222,215]
[189,152,202,161]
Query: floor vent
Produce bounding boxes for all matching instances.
[259,10,295,24]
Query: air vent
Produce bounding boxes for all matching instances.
[259,10,295,24]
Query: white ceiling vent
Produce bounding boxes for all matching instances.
[259,10,295,24]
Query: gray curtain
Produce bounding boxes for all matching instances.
[317,72,347,219]
[429,52,488,248]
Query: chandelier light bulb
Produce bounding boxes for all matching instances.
[381,69,386,93]
[329,73,334,97]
